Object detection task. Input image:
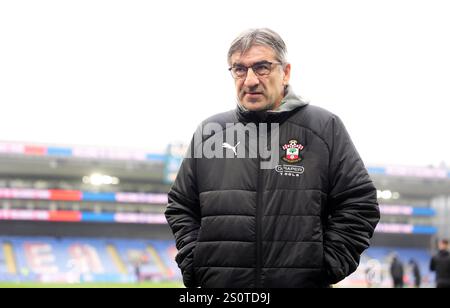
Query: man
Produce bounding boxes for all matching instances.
[430,239,450,288]
[389,254,404,288]
[165,28,380,288]
[408,258,421,288]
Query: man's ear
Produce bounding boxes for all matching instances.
[283,63,291,86]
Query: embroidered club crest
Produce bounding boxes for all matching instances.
[282,139,304,163]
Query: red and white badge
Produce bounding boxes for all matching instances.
[281,139,304,163]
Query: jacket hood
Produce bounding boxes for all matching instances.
[236,85,309,123]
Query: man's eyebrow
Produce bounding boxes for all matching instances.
[231,62,245,67]
[231,60,271,67]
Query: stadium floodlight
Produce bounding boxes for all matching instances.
[82,173,120,186]
[377,189,395,200]
[376,190,382,199]
[381,190,392,199]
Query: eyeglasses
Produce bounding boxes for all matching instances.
[228,61,282,79]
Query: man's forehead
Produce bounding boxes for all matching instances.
[230,45,276,65]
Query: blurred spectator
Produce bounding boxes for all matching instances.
[134,264,141,283]
[408,259,421,288]
[390,255,404,288]
[430,239,450,288]
[365,259,382,288]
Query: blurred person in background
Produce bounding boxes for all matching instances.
[165,28,380,288]
[134,263,141,283]
[390,254,404,288]
[365,258,383,288]
[430,239,450,288]
[408,258,421,288]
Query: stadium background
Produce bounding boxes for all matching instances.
[1,141,449,288]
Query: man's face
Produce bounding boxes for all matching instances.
[230,45,291,112]
[439,241,449,250]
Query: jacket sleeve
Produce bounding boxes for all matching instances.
[430,256,436,272]
[323,115,380,284]
[165,138,201,288]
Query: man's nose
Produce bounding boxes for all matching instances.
[243,68,260,88]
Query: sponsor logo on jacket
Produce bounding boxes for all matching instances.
[275,165,305,177]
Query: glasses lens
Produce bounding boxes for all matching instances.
[230,62,277,78]
[232,66,247,78]
[253,63,272,76]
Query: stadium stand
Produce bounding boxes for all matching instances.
[1,141,450,287]
[0,236,180,283]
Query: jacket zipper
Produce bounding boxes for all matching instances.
[255,123,266,288]
[256,155,263,288]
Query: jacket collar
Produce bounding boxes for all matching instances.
[235,85,309,123]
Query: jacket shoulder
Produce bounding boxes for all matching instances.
[289,104,339,135]
[201,110,237,128]
[191,110,237,146]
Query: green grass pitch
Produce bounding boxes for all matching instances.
[0,281,184,288]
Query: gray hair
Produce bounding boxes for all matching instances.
[227,28,288,66]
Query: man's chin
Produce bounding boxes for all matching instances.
[241,101,269,112]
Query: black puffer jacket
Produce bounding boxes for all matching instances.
[165,87,380,288]
[430,250,450,286]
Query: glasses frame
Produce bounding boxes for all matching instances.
[228,61,283,79]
